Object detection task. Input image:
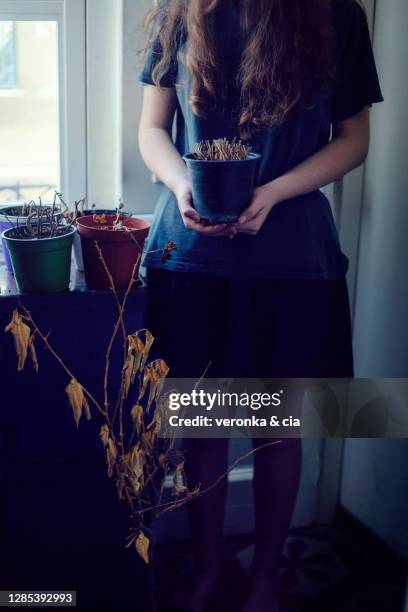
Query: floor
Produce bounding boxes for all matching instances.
[155,520,407,612]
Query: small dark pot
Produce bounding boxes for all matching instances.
[183,152,261,224]
[76,215,150,290]
[0,203,63,274]
[2,225,76,293]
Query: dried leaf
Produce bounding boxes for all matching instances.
[140,330,154,371]
[131,404,144,435]
[28,335,39,373]
[127,335,141,372]
[135,531,150,564]
[160,240,177,264]
[122,444,145,494]
[141,359,170,412]
[122,351,135,398]
[155,393,175,437]
[133,335,146,372]
[100,425,117,477]
[129,444,145,493]
[106,439,117,477]
[65,378,90,426]
[149,407,162,437]
[128,330,155,374]
[99,424,110,446]
[173,461,187,496]
[153,408,162,435]
[5,309,32,371]
[122,330,155,395]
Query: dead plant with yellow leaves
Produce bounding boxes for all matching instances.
[4,240,280,573]
[4,240,196,567]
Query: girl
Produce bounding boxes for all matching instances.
[138,1,382,610]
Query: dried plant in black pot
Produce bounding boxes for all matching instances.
[2,195,76,293]
[183,138,261,225]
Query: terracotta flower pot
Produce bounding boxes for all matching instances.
[76,215,150,290]
[73,209,132,272]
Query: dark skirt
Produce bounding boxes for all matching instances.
[146,268,354,379]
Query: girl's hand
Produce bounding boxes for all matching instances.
[234,185,279,236]
[176,181,230,237]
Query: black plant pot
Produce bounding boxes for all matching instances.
[183,152,261,224]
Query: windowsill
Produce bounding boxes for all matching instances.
[0,254,147,301]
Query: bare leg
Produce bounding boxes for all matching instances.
[168,437,229,611]
[242,438,302,612]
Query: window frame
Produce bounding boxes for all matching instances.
[0,0,87,205]
[0,20,17,89]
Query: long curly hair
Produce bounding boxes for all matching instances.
[145,0,335,139]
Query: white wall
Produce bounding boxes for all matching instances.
[84,0,160,212]
[86,0,123,207]
[341,1,408,560]
[352,0,408,378]
[121,0,162,213]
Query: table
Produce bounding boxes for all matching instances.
[0,256,154,609]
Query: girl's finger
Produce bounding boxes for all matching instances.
[185,219,227,235]
[238,203,263,225]
[181,204,201,223]
[198,223,228,234]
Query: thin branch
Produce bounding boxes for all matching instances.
[19,303,107,421]
[138,440,282,517]
[94,241,140,416]
[194,361,212,391]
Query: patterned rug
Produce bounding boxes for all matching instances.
[155,521,406,611]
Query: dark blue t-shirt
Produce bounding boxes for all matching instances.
[139,0,383,279]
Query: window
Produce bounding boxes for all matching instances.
[0,0,86,206]
[0,20,59,202]
[0,21,16,89]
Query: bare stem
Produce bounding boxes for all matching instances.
[93,241,141,454]
[19,303,107,421]
[138,440,282,517]
[94,241,139,409]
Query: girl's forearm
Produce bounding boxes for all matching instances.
[266,132,369,205]
[138,127,189,196]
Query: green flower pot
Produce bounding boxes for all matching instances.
[2,226,76,293]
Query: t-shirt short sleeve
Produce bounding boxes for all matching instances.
[138,32,178,88]
[331,0,383,122]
